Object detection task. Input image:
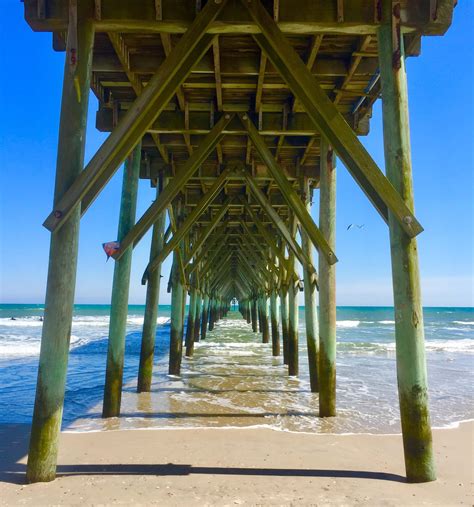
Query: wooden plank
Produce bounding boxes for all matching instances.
[24,0,451,35]
[43,0,227,232]
[245,0,423,238]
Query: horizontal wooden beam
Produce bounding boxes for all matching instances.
[246,0,423,238]
[24,0,452,36]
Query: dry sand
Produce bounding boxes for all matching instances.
[0,421,472,506]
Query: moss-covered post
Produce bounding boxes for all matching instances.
[185,283,197,357]
[193,291,202,342]
[287,276,299,376]
[319,139,337,416]
[246,299,251,324]
[270,290,280,356]
[280,287,289,364]
[300,176,319,392]
[102,142,142,418]
[201,293,209,339]
[208,297,216,331]
[379,0,435,482]
[137,178,167,392]
[26,13,94,484]
[251,297,258,332]
[260,295,270,343]
[169,255,184,375]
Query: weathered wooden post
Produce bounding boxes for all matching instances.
[208,297,216,331]
[137,178,167,392]
[300,176,319,392]
[260,295,270,343]
[102,142,142,418]
[169,255,184,375]
[379,0,435,482]
[193,291,202,342]
[251,298,258,332]
[185,283,197,357]
[318,140,337,416]
[26,13,94,483]
[246,299,251,324]
[287,276,299,376]
[201,293,209,339]
[270,290,280,356]
[280,287,289,364]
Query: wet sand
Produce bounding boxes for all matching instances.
[0,422,472,505]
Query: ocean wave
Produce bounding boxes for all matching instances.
[378,320,395,324]
[370,339,474,354]
[0,318,43,327]
[336,320,360,328]
[453,321,474,326]
[337,338,474,355]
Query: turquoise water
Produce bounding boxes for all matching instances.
[0,304,472,433]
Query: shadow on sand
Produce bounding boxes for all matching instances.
[0,424,406,486]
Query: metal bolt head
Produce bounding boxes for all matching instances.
[225,114,230,119]
[403,216,413,225]
[242,114,248,120]
[54,210,63,219]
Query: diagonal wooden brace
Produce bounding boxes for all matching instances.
[113,114,234,258]
[43,0,228,233]
[240,171,316,274]
[239,113,337,265]
[242,0,423,239]
[142,195,233,284]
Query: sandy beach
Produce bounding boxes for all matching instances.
[1,421,472,506]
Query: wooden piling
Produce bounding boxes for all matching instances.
[26,15,94,484]
[169,256,185,375]
[379,1,435,482]
[137,179,166,392]
[200,294,209,339]
[270,291,280,356]
[318,139,337,416]
[251,298,258,332]
[185,284,197,357]
[300,176,319,392]
[102,142,142,418]
[208,297,216,331]
[193,292,202,342]
[287,277,299,376]
[260,295,270,343]
[280,287,289,364]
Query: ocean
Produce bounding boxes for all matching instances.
[0,304,472,434]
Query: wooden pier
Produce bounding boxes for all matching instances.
[23,0,454,484]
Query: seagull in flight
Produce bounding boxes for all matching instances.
[346,224,365,231]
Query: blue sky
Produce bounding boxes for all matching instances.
[0,2,473,307]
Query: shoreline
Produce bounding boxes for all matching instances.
[1,421,472,505]
[60,417,474,436]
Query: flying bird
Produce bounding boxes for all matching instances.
[346,224,365,231]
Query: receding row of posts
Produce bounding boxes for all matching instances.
[26,0,436,485]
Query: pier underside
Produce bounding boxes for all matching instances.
[23,0,453,485]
